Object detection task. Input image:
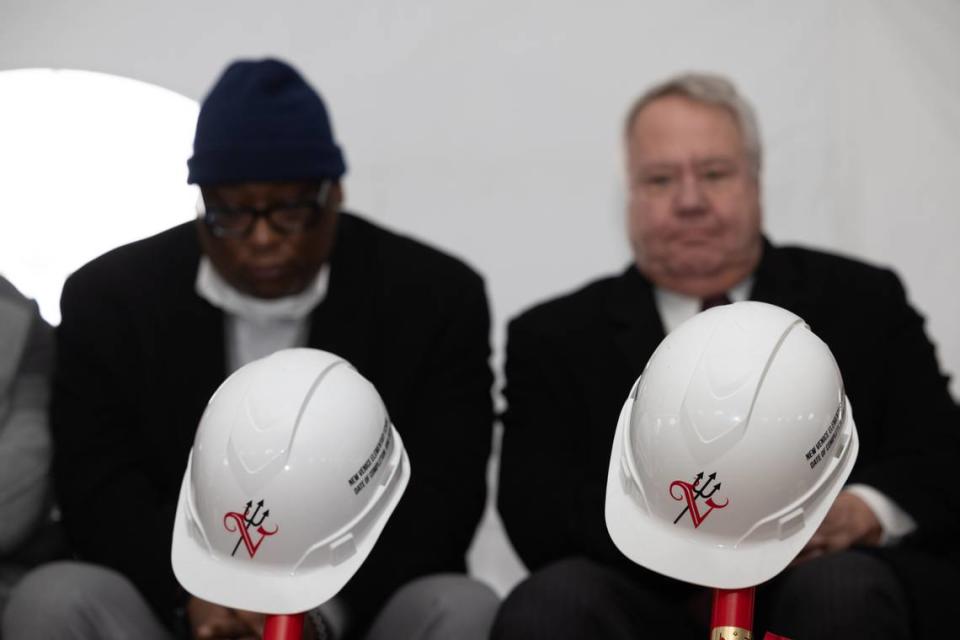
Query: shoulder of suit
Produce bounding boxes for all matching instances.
[774,243,903,293]
[338,212,484,287]
[64,221,199,295]
[0,274,30,306]
[509,270,628,336]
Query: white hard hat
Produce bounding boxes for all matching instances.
[171,348,410,613]
[605,301,858,589]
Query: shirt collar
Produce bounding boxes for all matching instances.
[195,256,329,323]
[654,277,753,335]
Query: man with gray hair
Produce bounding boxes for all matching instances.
[492,72,959,639]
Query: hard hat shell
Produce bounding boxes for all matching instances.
[605,301,858,589]
[171,348,409,613]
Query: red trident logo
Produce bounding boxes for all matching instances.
[223,499,279,558]
[670,471,729,528]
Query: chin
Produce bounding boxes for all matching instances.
[239,280,297,299]
[664,253,727,278]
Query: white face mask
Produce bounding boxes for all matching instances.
[195,256,330,323]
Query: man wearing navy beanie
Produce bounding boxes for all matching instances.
[188,58,347,186]
[4,59,498,640]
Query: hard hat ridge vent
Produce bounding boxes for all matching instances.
[736,318,807,444]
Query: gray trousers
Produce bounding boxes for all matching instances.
[1,561,499,640]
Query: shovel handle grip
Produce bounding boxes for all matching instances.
[263,613,305,640]
[710,587,755,639]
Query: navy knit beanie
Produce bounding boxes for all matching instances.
[187,58,347,185]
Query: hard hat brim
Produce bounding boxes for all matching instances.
[604,396,859,589]
[171,427,410,614]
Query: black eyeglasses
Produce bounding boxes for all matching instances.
[198,182,332,238]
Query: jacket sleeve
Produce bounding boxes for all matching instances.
[497,314,598,572]
[338,270,494,626]
[0,289,54,554]
[52,271,182,625]
[846,268,960,547]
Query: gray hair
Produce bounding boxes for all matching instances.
[624,72,762,176]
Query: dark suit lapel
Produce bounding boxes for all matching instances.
[157,228,228,445]
[159,224,228,411]
[169,282,228,419]
[607,266,667,376]
[749,237,817,319]
[182,298,226,386]
[306,213,378,373]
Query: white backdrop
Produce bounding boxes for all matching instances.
[2,0,958,594]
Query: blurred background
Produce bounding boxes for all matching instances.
[2,0,958,595]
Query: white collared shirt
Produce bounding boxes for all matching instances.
[652,279,916,544]
[653,278,753,335]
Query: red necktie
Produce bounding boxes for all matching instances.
[700,293,731,311]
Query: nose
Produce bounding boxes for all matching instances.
[675,172,707,216]
[246,216,282,248]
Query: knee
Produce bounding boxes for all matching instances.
[369,574,499,640]
[780,550,905,611]
[492,558,609,637]
[390,573,499,614]
[503,557,606,610]
[5,561,92,617]
[2,561,133,637]
[770,550,910,636]
[4,562,86,635]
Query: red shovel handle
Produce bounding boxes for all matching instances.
[263,613,305,640]
[710,587,755,639]
[709,588,793,640]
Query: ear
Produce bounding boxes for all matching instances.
[195,216,217,254]
[329,181,345,208]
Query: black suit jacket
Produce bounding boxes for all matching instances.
[499,239,960,625]
[52,213,494,630]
